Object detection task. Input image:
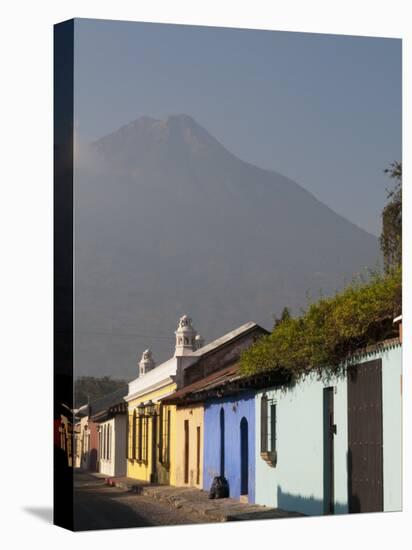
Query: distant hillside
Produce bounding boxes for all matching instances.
[74,114,380,379]
[75,376,128,409]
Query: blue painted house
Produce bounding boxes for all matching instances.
[203,391,256,502]
[164,321,269,500]
[168,360,286,503]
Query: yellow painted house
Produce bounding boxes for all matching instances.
[170,404,204,488]
[125,315,203,484]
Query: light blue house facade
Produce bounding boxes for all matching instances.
[254,340,402,515]
[203,391,256,502]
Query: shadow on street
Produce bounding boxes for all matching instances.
[73,472,205,531]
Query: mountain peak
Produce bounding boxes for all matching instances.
[122,113,205,135]
[165,113,197,126]
[94,113,225,161]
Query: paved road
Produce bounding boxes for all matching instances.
[73,473,209,531]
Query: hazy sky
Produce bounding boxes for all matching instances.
[74,18,401,236]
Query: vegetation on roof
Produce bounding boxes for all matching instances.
[240,266,401,380]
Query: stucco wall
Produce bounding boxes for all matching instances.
[174,405,204,488]
[203,392,255,502]
[255,374,348,515]
[127,383,177,484]
[114,415,127,476]
[381,345,402,511]
[254,343,402,515]
[88,420,99,472]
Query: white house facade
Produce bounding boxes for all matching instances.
[91,387,129,478]
[97,415,127,477]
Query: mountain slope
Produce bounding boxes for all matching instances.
[74,114,380,378]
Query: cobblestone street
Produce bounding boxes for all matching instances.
[73,472,209,531]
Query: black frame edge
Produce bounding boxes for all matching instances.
[53,18,75,531]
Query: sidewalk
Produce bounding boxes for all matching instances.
[96,474,303,522]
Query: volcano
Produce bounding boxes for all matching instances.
[74,114,379,378]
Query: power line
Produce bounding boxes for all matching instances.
[73,329,175,341]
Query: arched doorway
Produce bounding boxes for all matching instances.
[220,408,225,476]
[240,417,249,496]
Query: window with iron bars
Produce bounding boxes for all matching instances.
[127,412,135,459]
[98,428,102,460]
[107,424,111,461]
[102,425,107,460]
[137,415,143,461]
[260,394,277,454]
[105,424,108,459]
[136,414,149,463]
[158,405,171,467]
[142,416,149,463]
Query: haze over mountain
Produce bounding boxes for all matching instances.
[74,114,380,379]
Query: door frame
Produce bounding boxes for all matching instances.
[150,414,158,483]
[323,387,335,514]
[184,419,189,484]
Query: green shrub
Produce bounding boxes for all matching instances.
[240,267,401,380]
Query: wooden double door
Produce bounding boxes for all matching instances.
[347,359,383,513]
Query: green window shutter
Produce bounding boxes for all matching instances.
[261,394,268,453]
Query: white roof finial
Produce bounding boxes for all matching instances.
[195,333,205,350]
[139,348,155,376]
[174,314,198,356]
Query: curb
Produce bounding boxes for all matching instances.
[139,486,226,522]
[100,475,300,522]
[103,476,232,521]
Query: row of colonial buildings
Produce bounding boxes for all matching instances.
[64,313,402,516]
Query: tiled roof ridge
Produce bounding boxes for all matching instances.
[191,321,264,357]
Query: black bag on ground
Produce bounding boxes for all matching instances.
[208,476,229,499]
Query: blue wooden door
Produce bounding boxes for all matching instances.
[240,417,249,495]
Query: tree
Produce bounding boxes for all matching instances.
[74,376,127,408]
[380,161,402,272]
[273,306,291,329]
